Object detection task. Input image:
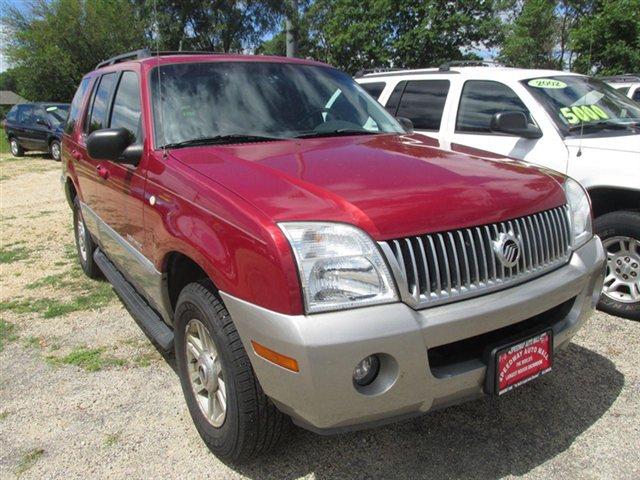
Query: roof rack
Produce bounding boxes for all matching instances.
[354,67,404,78]
[599,74,640,83]
[95,49,219,69]
[438,60,502,72]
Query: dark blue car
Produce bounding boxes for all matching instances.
[4,103,70,160]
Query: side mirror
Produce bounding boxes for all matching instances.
[86,128,141,165]
[490,111,542,139]
[396,116,414,134]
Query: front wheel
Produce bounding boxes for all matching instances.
[174,281,287,463]
[49,140,61,161]
[73,197,101,279]
[9,138,24,157]
[595,211,640,320]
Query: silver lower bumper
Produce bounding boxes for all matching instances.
[221,236,606,434]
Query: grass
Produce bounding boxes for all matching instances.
[0,134,9,154]
[0,410,10,420]
[47,346,126,372]
[104,432,121,447]
[15,448,44,477]
[0,319,18,352]
[0,245,30,264]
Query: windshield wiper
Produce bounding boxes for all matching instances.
[295,129,380,139]
[162,134,283,149]
[567,120,639,133]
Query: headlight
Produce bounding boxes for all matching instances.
[278,222,398,313]
[564,178,592,249]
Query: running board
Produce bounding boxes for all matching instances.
[94,249,174,353]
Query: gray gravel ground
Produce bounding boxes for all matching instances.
[1,154,639,479]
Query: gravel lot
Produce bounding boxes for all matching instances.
[1,153,639,479]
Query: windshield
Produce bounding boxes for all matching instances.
[522,75,640,137]
[45,105,69,126]
[150,61,404,148]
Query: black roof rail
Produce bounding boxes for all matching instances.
[599,74,640,83]
[354,67,403,78]
[438,60,502,72]
[95,49,222,69]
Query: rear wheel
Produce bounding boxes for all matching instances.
[174,281,287,463]
[9,138,24,157]
[595,211,640,320]
[73,197,101,279]
[49,140,61,161]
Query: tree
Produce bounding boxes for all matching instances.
[133,0,283,52]
[1,0,145,102]
[570,0,640,74]
[499,0,562,69]
[0,68,19,93]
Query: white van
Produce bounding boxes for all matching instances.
[357,63,640,319]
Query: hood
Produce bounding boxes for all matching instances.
[171,134,566,240]
[564,132,640,154]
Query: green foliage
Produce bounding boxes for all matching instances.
[1,0,146,102]
[46,346,126,371]
[15,448,45,477]
[0,319,18,352]
[499,0,562,69]
[571,0,640,74]
[0,245,30,264]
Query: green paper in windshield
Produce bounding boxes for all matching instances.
[560,105,609,124]
[527,78,567,89]
[46,106,58,112]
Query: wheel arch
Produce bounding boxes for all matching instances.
[588,186,640,218]
[163,251,215,313]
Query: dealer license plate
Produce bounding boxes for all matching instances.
[488,330,553,395]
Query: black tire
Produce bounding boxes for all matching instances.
[49,139,61,161]
[9,137,24,157]
[595,211,640,321]
[73,197,101,279]
[174,280,288,463]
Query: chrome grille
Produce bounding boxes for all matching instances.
[380,205,572,309]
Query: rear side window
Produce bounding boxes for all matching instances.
[6,106,18,122]
[87,72,118,134]
[64,77,91,134]
[17,105,34,124]
[385,81,407,115]
[633,88,640,102]
[109,71,142,141]
[456,80,532,133]
[396,80,450,131]
[360,82,386,100]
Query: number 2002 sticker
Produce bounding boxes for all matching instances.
[560,105,609,124]
[528,78,567,89]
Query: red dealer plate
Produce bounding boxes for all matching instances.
[493,330,553,395]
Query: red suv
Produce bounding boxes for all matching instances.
[61,50,606,462]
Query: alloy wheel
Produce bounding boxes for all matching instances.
[76,213,87,262]
[10,139,19,156]
[602,236,640,304]
[185,318,227,427]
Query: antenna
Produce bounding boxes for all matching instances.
[153,0,167,158]
[577,23,595,159]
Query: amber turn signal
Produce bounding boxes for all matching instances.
[251,341,299,372]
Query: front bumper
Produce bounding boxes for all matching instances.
[221,236,606,434]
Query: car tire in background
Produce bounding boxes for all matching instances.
[73,197,102,279]
[9,137,24,157]
[49,139,61,161]
[174,280,288,463]
[595,211,640,320]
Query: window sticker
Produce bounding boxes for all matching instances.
[527,78,567,89]
[46,106,58,112]
[559,105,609,124]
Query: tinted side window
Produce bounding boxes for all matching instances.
[65,77,91,134]
[17,105,34,123]
[109,71,141,141]
[360,82,386,100]
[396,80,450,131]
[385,81,406,115]
[6,106,18,122]
[87,72,117,134]
[456,80,532,133]
[633,88,640,102]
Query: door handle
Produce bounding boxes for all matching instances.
[96,165,109,180]
[72,150,82,161]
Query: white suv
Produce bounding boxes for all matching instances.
[357,63,640,320]
[603,75,640,102]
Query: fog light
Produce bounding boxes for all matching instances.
[353,355,380,386]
